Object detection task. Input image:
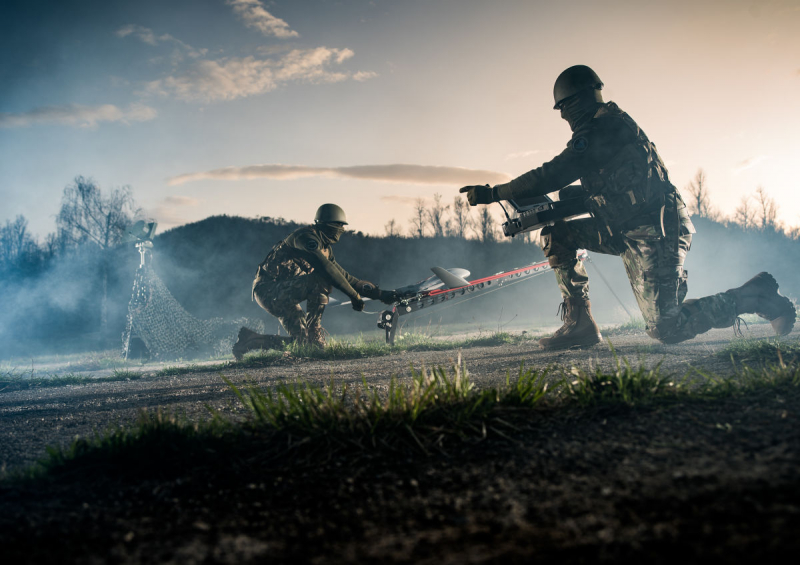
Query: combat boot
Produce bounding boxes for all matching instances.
[725,272,796,336]
[306,324,327,349]
[232,327,292,360]
[538,298,602,350]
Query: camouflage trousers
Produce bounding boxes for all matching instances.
[252,272,331,342]
[540,217,737,343]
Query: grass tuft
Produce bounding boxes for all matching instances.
[29,408,235,480]
[603,316,647,336]
[0,370,144,392]
[153,364,207,377]
[561,345,675,406]
[235,331,531,366]
[718,338,800,367]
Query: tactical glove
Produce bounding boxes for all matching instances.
[378,290,399,305]
[356,281,381,300]
[351,297,366,312]
[459,184,497,206]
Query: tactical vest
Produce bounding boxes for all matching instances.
[254,227,332,285]
[581,103,687,234]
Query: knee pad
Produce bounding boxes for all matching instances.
[541,222,578,267]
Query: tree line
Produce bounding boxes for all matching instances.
[3,171,798,278]
[384,172,799,242]
[385,193,535,244]
[683,168,798,238]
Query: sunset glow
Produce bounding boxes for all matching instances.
[2,0,798,235]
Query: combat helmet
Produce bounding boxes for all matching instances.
[314,203,348,225]
[553,65,603,109]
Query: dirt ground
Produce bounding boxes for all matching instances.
[1,323,799,563]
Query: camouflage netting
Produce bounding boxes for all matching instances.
[122,264,264,360]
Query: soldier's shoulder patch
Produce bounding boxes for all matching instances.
[571,136,589,153]
[304,239,319,251]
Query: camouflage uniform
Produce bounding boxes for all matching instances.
[494,102,737,343]
[252,225,363,343]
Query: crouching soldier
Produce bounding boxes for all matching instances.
[233,204,398,360]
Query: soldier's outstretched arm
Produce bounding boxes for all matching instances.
[292,233,361,301]
[329,256,361,288]
[330,258,399,305]
[460,122,621,206]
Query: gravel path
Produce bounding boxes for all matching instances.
[0,323,794,471]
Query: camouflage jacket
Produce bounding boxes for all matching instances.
[495,102,694,235]
[253,226,361,300]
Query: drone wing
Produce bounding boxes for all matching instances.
[430,267,470,289]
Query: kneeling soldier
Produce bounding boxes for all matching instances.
[233,204,397,359]
[461,65,796,349]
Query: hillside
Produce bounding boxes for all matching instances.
[0,214,797,359]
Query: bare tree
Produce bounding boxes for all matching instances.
[475,207,497,242]
[57,176,139,248]
[754,185,779,231]
[450,195,472,239]
[733,195,756,229]
[684,168,715,218]
[408,197,427,238]
[0,215,40,271]
[426,193,450,237]
[43,232,67,259]
[57,176,140,334]
[384,218,402,237]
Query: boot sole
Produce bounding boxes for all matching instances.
[769,295,797,336]
[750,274,796,335]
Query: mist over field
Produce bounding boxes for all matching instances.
[1,212,798,361]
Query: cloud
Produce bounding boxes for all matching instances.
[227,0,299,38]
[0,103,157,129]
[733,155,770,174]
[353,70,378,82]
[162,196,200,206]
[116,24,207,58]
[146,47,358,102]
[167,163,511,187]
[116,24,159,45]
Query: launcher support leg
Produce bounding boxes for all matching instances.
[377,309,399,345]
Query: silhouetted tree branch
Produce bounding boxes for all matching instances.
[56,176,140,335]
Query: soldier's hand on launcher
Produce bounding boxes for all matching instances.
[351,297,366,312]
[379,290,400,305]
[356,281,398,305]
[459,184,496,206]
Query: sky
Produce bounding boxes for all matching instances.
[1,0,799,239]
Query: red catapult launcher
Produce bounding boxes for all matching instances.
[377,250,589,345]
[377,190,593,344]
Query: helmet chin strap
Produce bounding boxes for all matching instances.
[317,222,345,244]
[560,89,603,132]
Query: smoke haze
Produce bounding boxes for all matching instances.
[3,213,797,361]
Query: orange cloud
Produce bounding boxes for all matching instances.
[168,163,511,187]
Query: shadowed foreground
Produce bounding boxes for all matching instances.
[1,328,799,563]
